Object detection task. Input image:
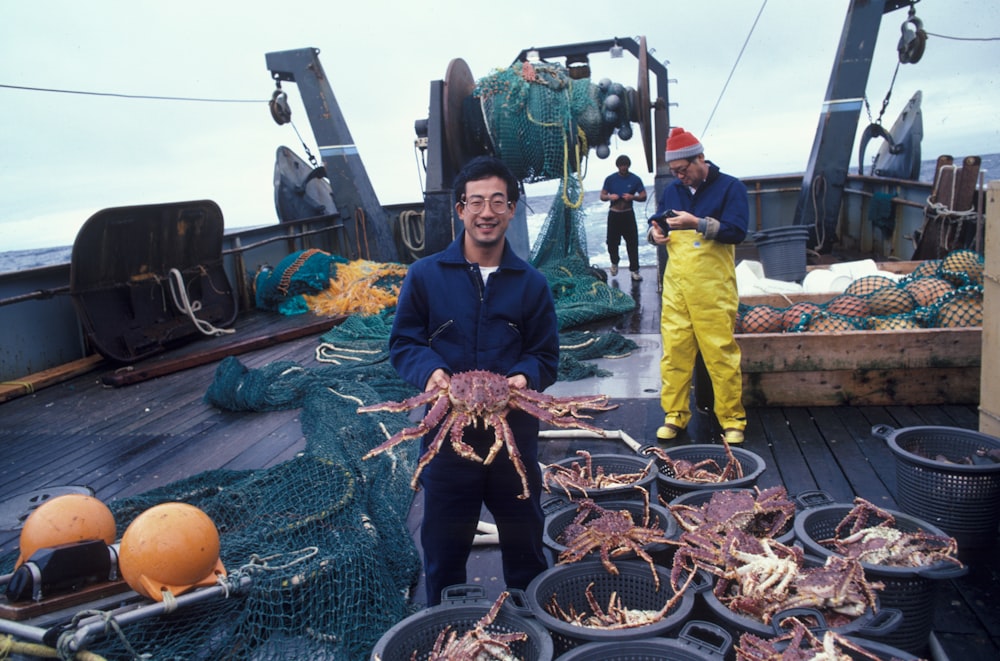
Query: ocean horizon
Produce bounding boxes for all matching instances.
[3,154,995,274]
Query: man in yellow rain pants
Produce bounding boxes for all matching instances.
[647,127,748,445]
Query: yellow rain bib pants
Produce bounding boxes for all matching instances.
[659,230,746,432]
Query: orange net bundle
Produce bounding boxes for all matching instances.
[303,259,408,317]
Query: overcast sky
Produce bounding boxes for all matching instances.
[1,0,997,251]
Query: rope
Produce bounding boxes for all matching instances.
[398,210,425,255]
[0,634,110,660]
[315,343,383,365]
[0,380,33,394]
[703,0,768,135]
[354,208,370,259]
[810,174,827,249]
[166,268,236,337]
[59,609,151,660]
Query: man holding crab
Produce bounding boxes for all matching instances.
[388,155,560,606]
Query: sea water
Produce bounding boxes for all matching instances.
[2,155,996,274]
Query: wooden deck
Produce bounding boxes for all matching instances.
[1,266,997,658]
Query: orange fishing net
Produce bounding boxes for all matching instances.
[303,259,408,317]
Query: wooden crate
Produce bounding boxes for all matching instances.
[737,261,981,406]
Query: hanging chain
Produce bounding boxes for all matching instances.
[864,60,901,126]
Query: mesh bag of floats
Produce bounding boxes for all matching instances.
[737,249,984,333]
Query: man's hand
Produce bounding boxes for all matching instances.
[648,223,671,245]
[506,374,528,390]
[425,368,450,391]
[668,210,699,231]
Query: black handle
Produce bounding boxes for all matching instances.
[771,607,828,635]
[916,561,969,580]
[856,607,903,636]
[870,424,896,443]
[677,620,733,658]
[794,490,835,510]
[440,583,486,604]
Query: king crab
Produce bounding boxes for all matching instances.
[415,591,527,661]
[543,449,655,500]
[823,497,962,569]
[670,486,795,538]
[736,616,888,661]
[556,489,672,588]
[643,443,745,484]
[670,527,883,627]
[357,369,616,499]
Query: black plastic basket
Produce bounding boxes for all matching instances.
[699,576,901,643]
[873,424,1000,548]
[526,559,696,656]
[542,498,678,566]
[370,585,553,661]
[793,502,967,655]
[668,487,796,545]
[554,621,732,661]
[753,631,921,661]
[645,444,765,501]
[543,453,657,503]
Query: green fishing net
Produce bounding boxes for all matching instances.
[254,249,344,315]
[475,61,637,330]
[0,356,422,660]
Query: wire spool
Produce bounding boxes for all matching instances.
[443,58,480,173]
[635,36,653,172]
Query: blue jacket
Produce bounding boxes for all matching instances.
[654,162,749,244]
[389,232,559,398]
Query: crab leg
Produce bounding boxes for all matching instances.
[359,390,449,460]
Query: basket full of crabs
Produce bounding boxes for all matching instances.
[735,615,921,661]
[872,424,1000,549]
[369,584,553,661]
[643,443,766,502]
[793,496,967,655]
[542,491,678,571]
[542,450,657,504]
[525,558,700,656]
[670,522,902,646]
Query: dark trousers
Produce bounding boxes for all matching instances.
[418,424,546,606]
[606,208,640,271]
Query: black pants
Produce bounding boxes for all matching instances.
[417,423,547,606]
[606,208,640,272]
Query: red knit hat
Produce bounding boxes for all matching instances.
[664,127,704,161]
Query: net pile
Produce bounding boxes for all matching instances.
[0,355,423,659]
[255,251,406,318]
[737,249,984,333]
[530,176,637,329]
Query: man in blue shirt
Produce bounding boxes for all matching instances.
[600,155,647,281]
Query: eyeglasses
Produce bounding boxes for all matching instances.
[669,160,693,177]
[461,195,511,214]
